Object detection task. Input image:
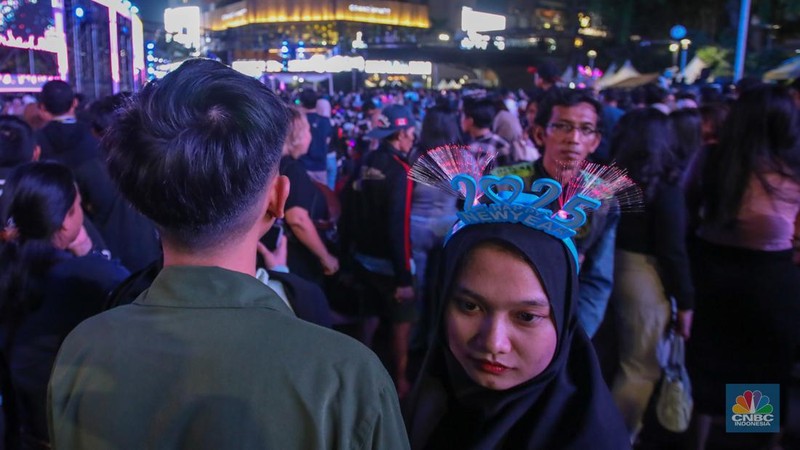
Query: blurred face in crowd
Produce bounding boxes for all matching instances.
[395,126,416,153]
[525,102,538,128]
[52,189,84,249]
[287,115,312,159]
[446,244,557,391]
[536,102,600,176]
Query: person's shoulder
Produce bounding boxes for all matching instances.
[58,304,135,351]
[280,156,306,177]
[50,253,130,287]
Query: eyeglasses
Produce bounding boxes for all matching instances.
[546,122,598,137]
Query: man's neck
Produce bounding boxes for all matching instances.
[541,158,581,185]
[470,128,491,139]
[51,113,76,123]
[162,238,258,277]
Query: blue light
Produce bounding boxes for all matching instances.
[298,41,304,46]
[670,25,687,40]
[130,5,139,14]
[280,46,289,53]
[123,0,132,9]
[75,7,85,18]
[282,40,288,46]
[146,42,155,50]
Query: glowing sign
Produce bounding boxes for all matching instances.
[348,4,391,15]
[0,73,60,93]
[578,27,608,38]
[164,6,201,50]
[237,55,432,75]
[461,7,505,33]
[365,60,431,75]
[0,0,69,82]
[288,55,365,73]
[221,8,247,21]
[232,60,266,77]
[208,0,429,31]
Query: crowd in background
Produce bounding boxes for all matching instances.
[1,68,799,450]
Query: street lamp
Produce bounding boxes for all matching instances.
[679,38,691,82]
[669,42,680,67]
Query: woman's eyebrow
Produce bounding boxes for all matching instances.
[454,287,550,309]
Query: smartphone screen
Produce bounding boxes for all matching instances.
[262,224,283,251]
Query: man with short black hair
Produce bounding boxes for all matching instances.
[298,88,333,184]
[461,97,511,165]
[36,80,115,224]
[530,88,619,338]
[0,115,40,185]
[48,59,409,449]
[36,81,160,272]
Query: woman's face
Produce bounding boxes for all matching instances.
[525,102,538,127]
[446,244,557,390]
[290,116,312,159]
[53,189,83,249]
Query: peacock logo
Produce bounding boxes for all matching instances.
[732,390,773,415]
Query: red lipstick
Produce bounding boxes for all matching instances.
[478,360,509,375]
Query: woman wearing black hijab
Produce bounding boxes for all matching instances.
[404,222,630,450]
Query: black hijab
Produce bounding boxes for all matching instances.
[404,223,630,450]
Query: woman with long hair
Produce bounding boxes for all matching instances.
[670,108,703,176]
[409,106,461,350]
[609,108,694,442]
[0,162,129,449]
[686,85,800,449]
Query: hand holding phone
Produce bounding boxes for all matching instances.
[262,223,284,251]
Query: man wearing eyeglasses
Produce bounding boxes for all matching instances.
[528,88,620,339]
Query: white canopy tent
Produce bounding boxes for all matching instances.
[763,56,800,81]
[596,60,640,89]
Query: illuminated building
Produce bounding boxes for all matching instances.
[194,0,430,62]
[0,0,145,97]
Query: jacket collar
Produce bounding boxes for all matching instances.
[135,265,293,314]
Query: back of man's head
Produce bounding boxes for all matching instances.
[299,89,319,110]
[0,115,36,168]
[104,59,290,251]
[643,84,669,106]
[462,98,496,130]
[39,80,75,116]
[534,88,603,129]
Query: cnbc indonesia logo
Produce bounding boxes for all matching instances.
[730,390,775,428]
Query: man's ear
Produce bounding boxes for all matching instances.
[587,132,601,154]
[38,104,53,122]
[32,145,41,161]
[533,125,546,148]
[266,174,290,221]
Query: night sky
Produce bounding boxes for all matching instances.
[134,0,167,25]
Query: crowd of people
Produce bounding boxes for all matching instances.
[0,59,798,450]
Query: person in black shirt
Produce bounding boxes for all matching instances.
[343,104,416,397]
[280,106,338,285]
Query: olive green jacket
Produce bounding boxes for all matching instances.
[48,265,409,450]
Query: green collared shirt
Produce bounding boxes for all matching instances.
[49,266,409,450]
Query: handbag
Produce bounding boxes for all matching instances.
[655,300,693,433]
